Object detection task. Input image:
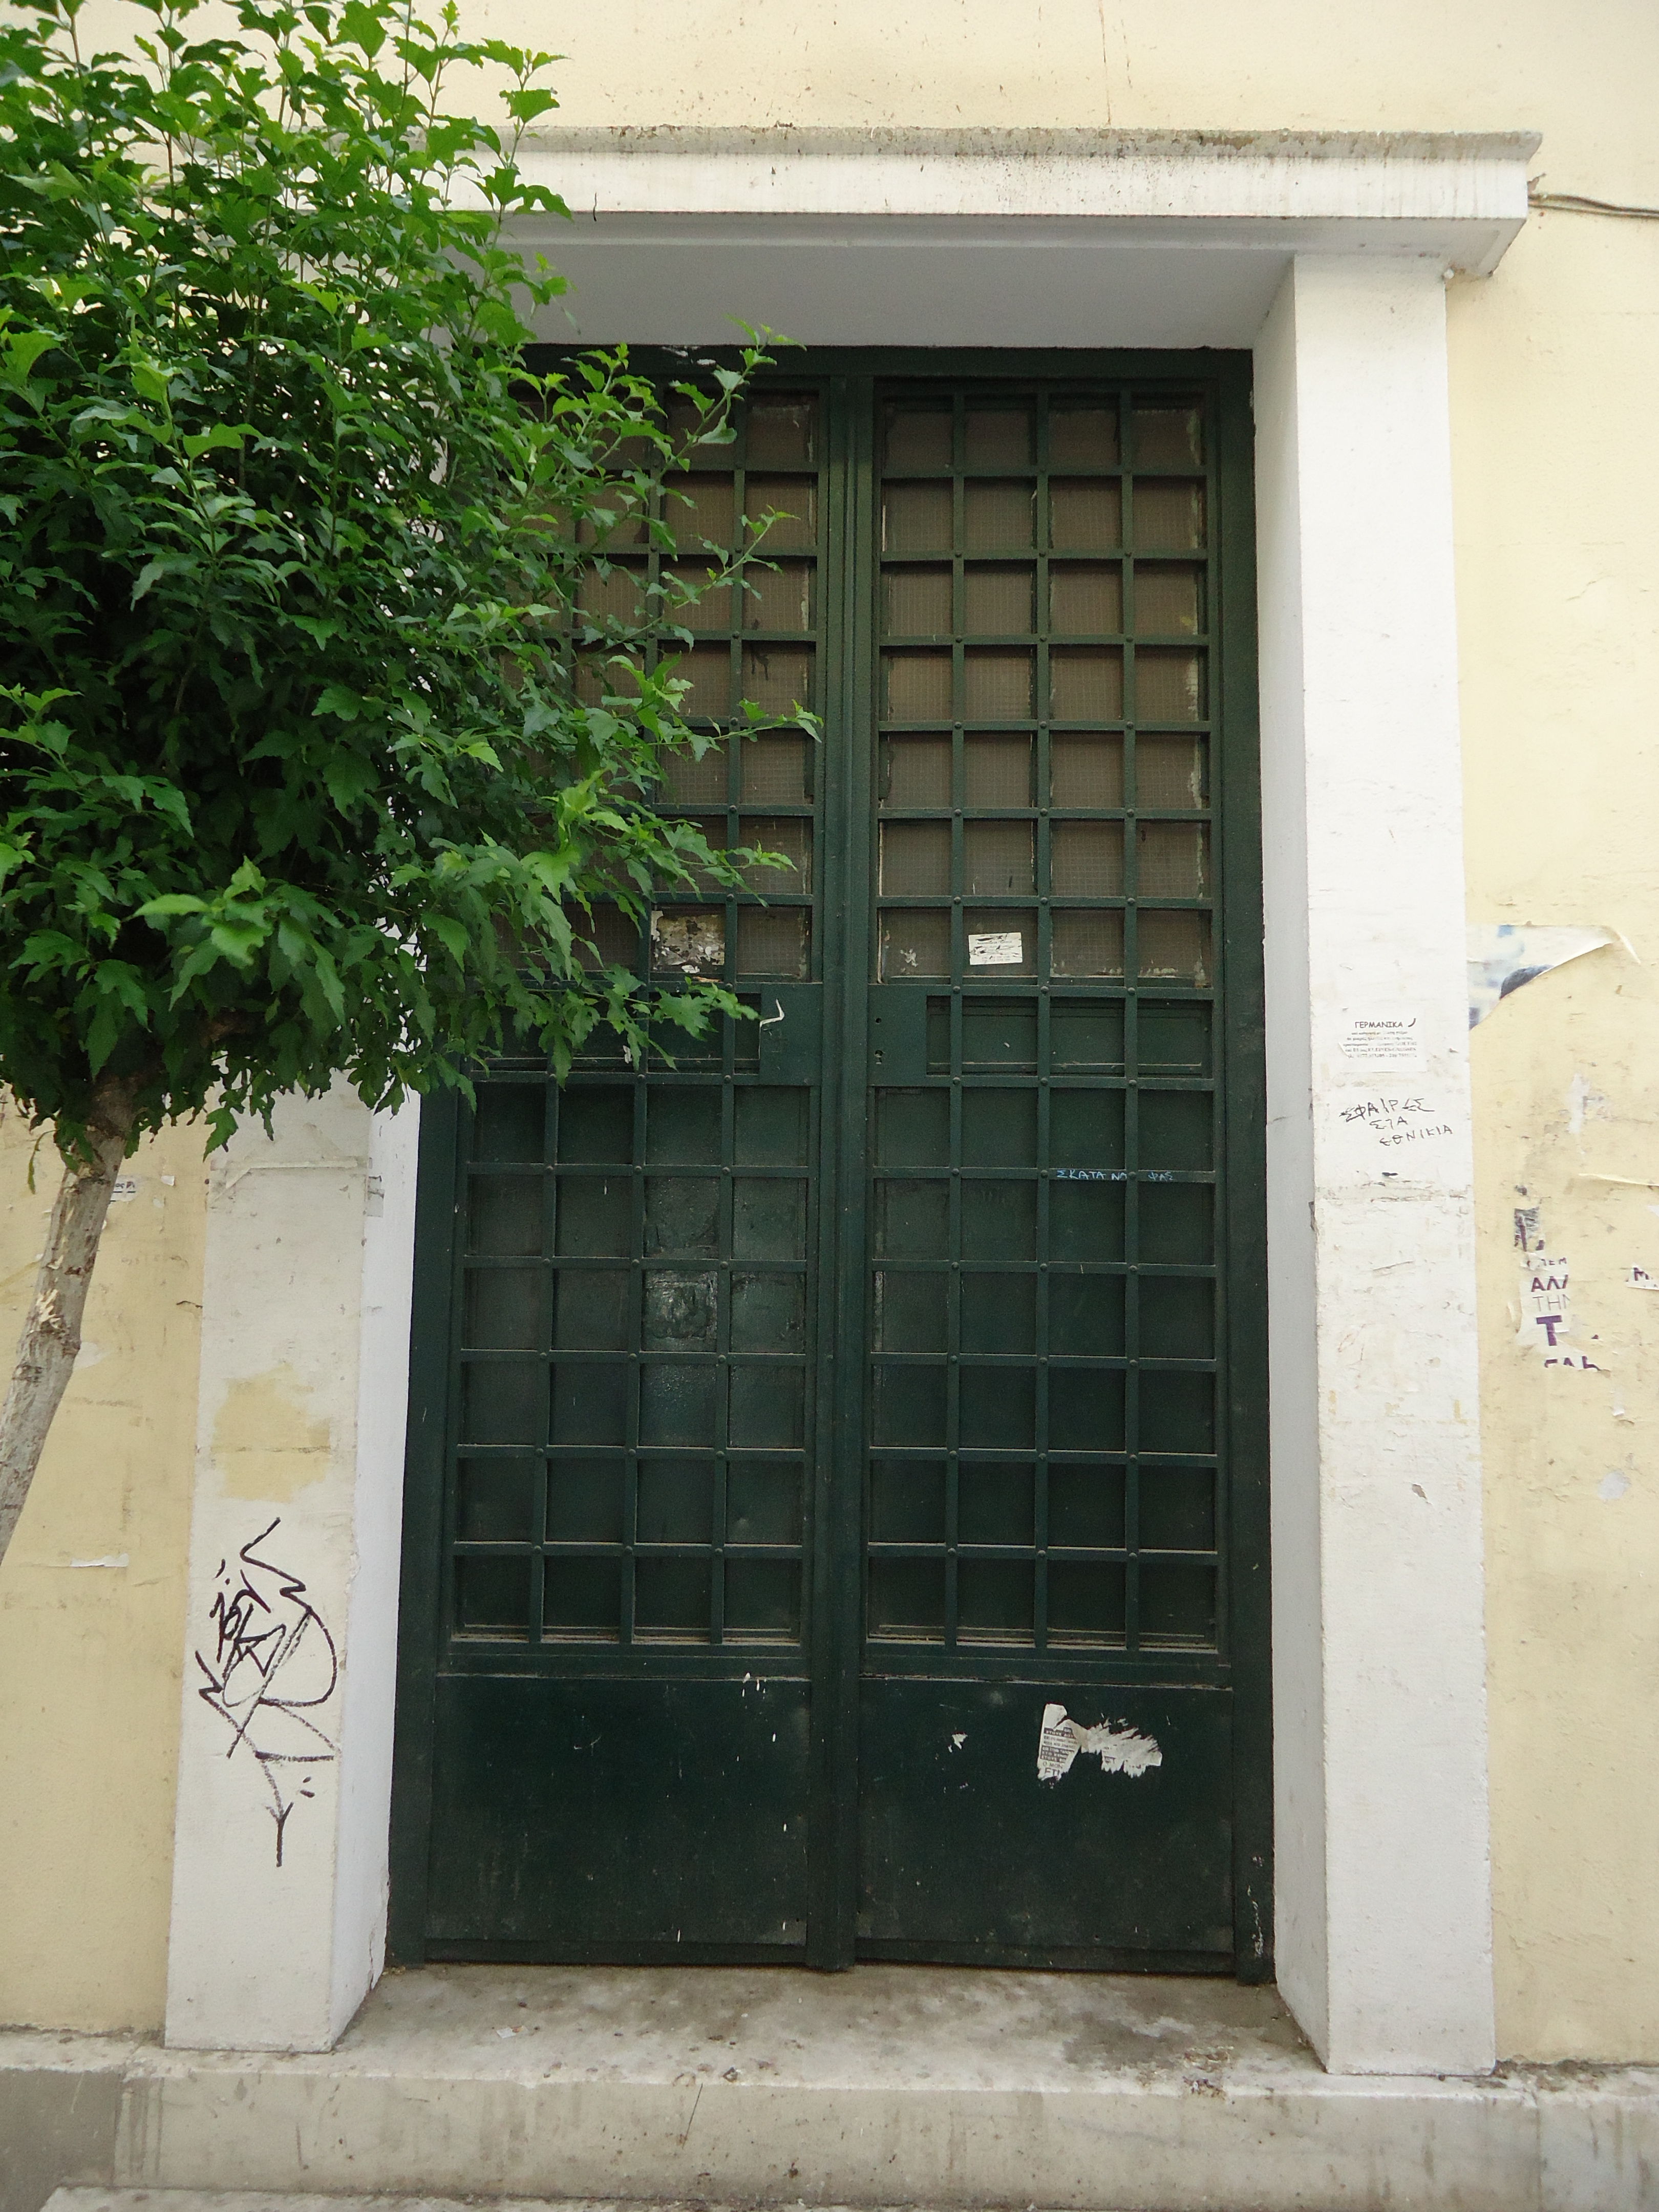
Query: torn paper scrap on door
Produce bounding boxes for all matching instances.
[1036,1702,1162,1782]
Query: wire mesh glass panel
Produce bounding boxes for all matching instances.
[884,566,953,635]
[1050,564,1123,635]
[964,733,1033,807]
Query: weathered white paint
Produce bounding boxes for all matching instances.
[1255,257,1495,2073]
[160,138,1513,2071]
[163,1083,418,2052]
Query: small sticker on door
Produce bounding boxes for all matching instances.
[1037,1702,1162,1782]
[968,931,1024,967]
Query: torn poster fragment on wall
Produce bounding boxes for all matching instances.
[1036,1703,1162,1782]
[1468,924,1614,1027]
[1516,1254,1603,1370]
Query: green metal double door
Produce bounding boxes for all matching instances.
[390,355,1269,1975]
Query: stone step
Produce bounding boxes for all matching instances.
[6,1965,1658,2212]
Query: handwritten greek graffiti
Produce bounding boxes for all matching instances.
[194,1518,338,1865]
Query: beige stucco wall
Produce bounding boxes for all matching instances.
[0,1109,205,2030]
[4,0,1656,2059]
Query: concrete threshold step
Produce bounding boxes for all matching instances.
[5,1965,1659,2212]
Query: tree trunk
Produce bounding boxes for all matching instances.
[0,1089,136,1572]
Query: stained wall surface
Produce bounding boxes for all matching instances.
[0,1108,205,2031]
[5,0,1657,2058]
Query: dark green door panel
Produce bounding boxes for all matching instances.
[391,354,1268,1977]
[857,1679,1232,1961]
[427,1675,811,1954]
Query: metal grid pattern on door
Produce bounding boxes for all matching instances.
[442,389,829,1668]
[865,385,1224,1669]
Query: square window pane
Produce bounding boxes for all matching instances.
[1051,910,1125,979]
[643,1177,720,1256]
[1137,911,1212,986]
[742,560,814,633]
[1050,564,1122,635]
[960,1364,1035,1448]
[646,1088,721,1163]
[964,733,1032,806]
[880,820,952,896]
[880,908,951,981]
[1136,734,1207,810]
[964,820,1034,897]
[962,1088,1036,1165]
[454,1556,531,1640]
[574,903,643,974]
[964,647,1034,720]
[551,1362,627,1445]
[662,561,732,633]
[964,565,1035,633]
[883,564,952,636]
[735,1088,809,1165]
[965,481,1035,550]
[1049,1273,1125,1356]
[1139,1183,1213,1265]
[1133,481,1205,551]
[1050,1366,1126,1451]
[962,1271,1034,1354]
[1049,1466,1126,1549]
[1138,1369,1215,1454]
[1050,1182,1126,1263]
[473,1087,545,1163]
[1139,1467,1217,1553]
[731,1364,805,1448]
[1133,405,1203,467]
[741,731,809,805]
[869,1558,946,1641]
[958,1560,1034,1644]
[883,482,952,553]
[461,1361,545,1445]
[870,1458,946,1543]
[1051,647,1123,722]
[1140,1276,1215,1359]
[876,1089,949,1166]
[659,744,729,807]
[725,1559,802,1643]
[1050,1003,1126,1069]
[1051,820,1124,896]
[746,476,817,552]
[457,1459,536,1541]
[666,474,736,549]
[578,560,647,627]
[732,1271,807,1352]
[742,643,814,715]
[547,1456,624,1543]
[642,1269,717,1351]
[636,1456,714,1543]
[728,1458,804,1545]
[961,998,1038,1067]
[874,1179,950,1258]
[961,1178,1036,1262]
[872,1361,948,1447]
[650,908,726,979]
[738,815,812,895]
[634,1556,712,1640]
[1140,1092,1213,1171]
[884,407,952,471]
[1139,1003,1211,1074]
[675,643,732,719]
[1137,823,1209,899]
[1050,480,1122,550]
[1136,648,1205,725]
[875,1269,949,1353]
[959,1461,1035,1545]
[1047,1562,1126,1645]
[1048,403,1119,469]
[1134,565,1203,636]
[1051,733,1125,809]
[1139,1563,1217,1649]
[733,1178,806,1259]
[883,735,953,809]
[747,394,818,469]
[543,1558,621,1641]
[469,1175,544,1257]
[640,1361,719,1447]
[466,1267,545,1351]
[737,908,811,980]
[884,649,953,722]
[1051,1089,1125,1169]
[965,407,1033,469]
[554,1268,630,1351]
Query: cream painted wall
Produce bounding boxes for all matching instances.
[0,1106,205,2031]
[5,0,1657,2060]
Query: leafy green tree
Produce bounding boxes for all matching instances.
[0,0,801,1564]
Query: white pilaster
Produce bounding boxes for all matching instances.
[163,1083,418,2052]
[1255,257,1495,2074]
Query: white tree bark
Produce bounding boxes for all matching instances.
[0,1097,134,1571]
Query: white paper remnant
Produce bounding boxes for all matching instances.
[651,909,725,975]
[968,931,1024,967]
[1629,1265,1659,1292]
[1036,1702,1162,1783]
[1336,1010,1422,1072]
[110,1177,139,1203]
[1468,924,1614,1028]
[1517,1256,1572,1351]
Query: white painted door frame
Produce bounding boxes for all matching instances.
[163,129,1533,2074]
